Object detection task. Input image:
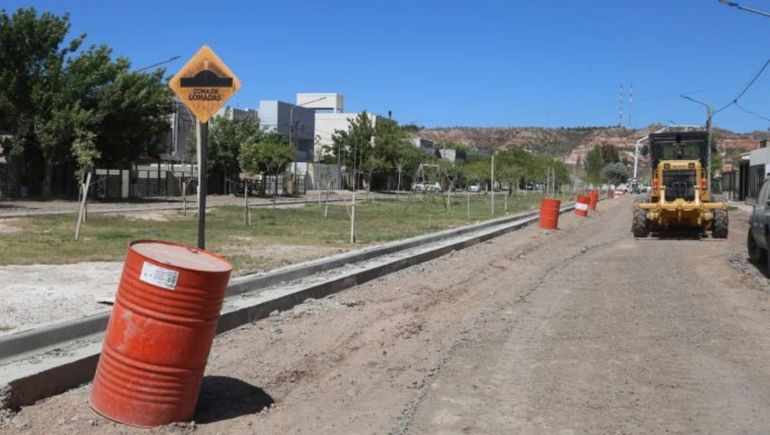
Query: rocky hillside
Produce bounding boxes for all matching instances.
[417,125,764,166]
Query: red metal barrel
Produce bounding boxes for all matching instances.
[588,190,599,210]
[90,240,232,427]
[575,196,589,217]
[539,198,561,229]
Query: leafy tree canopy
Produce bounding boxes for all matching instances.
[0,7,172,193]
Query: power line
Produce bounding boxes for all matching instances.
[715,57,770,113]
[134,55,181,72]
[734,102,770,123]
[409,79,770,125]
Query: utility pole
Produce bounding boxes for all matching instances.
[491,152,496,216]
[681,95,714,193]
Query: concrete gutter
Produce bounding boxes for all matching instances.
[0,201,578,410]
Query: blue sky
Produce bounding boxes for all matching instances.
[6,0,770,132]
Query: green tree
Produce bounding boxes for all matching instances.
[584,143,621,184]
[465,157,491,186]
[373,119,424,190]
[208,115,260,180]
[0,8,172,196]
[326,112,375,190]
[600,162,629,185]
[496,148,531,191]
[239,132,296,196]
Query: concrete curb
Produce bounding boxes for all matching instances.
[0,201,578,410]
[0,207,545,361]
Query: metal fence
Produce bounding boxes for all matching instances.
[88,165,306,199]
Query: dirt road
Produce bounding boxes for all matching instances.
[3,197,770,434]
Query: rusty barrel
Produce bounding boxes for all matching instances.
[90,240,232,427]
[588,190,599,210]
[575,196,589,217]
[539,198,561,229]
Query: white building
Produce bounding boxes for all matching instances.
[295,93,391,161]
[297,93,344,113]
[411,137,435,156]
[214,106,258,122]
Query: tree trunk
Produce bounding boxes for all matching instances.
[42,157,55,198]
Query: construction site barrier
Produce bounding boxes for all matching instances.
[539,198,561,229]
[575,196,589,217]
[588,190,599,210]
[89,240,232,427]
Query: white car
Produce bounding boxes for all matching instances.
[413,181,441,192]
[468,183,482,192]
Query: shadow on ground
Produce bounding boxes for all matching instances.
[194,376,274,423]
[634,231,706,241]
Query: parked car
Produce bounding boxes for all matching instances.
[468,183,482,192]
[413,181,441,192]
[748,178,770,264]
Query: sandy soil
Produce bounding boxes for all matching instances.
[4,199,770,434]
[0,262,122,332]
[0,241,349,335]
[0,220,20,234]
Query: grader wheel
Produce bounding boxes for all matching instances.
[632,209,650,238]
[712,209,728,239]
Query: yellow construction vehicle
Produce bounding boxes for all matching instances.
[632,131,728,238]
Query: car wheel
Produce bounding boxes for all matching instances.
[748,228,767,263]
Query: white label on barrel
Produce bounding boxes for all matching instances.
[575,202,589,211]
[140,262,179,291]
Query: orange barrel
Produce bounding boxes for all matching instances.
[588,190,599,210]
[539,198,561,229]
[575,196,589,217]
[90,240,232,427]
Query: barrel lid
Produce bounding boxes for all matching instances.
[130,241,231,273]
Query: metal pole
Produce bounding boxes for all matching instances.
[350,192,356,243]
[197,120,208,249]
[491,153,495,216]
[707,106,714,194]
[681,95,714,194]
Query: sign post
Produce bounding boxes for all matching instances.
[170,45,240,249]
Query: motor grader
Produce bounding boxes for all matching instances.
[632,131,728,238]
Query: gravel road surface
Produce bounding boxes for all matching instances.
[3,197,769,434]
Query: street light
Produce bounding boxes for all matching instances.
[718,0,770,18]
[680,95,714,192]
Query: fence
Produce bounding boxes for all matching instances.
[89,165,198,199]
[87,163,308,200]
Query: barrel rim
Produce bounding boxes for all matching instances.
[128,239,232,273]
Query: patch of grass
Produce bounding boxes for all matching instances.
[0,193,557,275]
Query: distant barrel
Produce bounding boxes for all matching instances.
[588,190,599,210]
[539,198,561,229]
[90,240,232,427]
[575,196,589,217]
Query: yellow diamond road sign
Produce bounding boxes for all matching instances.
[170,45,241,123]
